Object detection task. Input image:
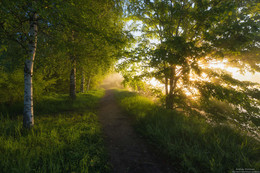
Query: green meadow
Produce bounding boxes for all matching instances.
[114,89,260,173]
[0,90,110,173]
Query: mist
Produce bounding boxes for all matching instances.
[99,73,124,89]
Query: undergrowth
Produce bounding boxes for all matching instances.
[0,90,110,173]
[114,89,260,173]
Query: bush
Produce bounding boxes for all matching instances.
[0,70,24,104]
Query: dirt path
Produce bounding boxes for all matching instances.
[98,90,173,173]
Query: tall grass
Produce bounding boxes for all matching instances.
[114,90,260,173]
[0,90,110,173]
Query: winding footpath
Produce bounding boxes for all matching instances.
[98,90,173,173]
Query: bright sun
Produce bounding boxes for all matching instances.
[144,59,260,98]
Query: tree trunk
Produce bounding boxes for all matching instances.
[166,65,175,109]
[23,12,38,128]
[81,70,85,93]
[70,58,76,99]
[70,31,76,99]
[87,76,91,91]
[165,76,168,95]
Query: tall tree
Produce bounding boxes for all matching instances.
[58,0,127,99]
[123,0,260,113]
[23,10,38,127]
[0,0,44,127]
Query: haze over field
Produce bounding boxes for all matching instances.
[100,73,124,89]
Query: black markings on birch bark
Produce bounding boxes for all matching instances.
[23,12,37,128]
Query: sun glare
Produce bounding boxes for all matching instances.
[144,59,259,98]
[203,59,260,83]
[207,60,227,69]
[183,87,200,100]
[148,77,164,88]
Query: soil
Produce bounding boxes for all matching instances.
[98,90,174,173]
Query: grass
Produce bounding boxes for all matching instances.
[0,89,110,173]
[114,89,260,173]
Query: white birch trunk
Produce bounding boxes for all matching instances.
[23,12,38,128]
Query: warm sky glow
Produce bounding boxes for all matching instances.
[207,60,260,84]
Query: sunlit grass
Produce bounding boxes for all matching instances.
[0,90,111,173]
[114,89,260,173]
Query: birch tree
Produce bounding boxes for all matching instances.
[0,0,39,127]
[23,11,38,128]
[0,0,64,127]
[0,0,127,126]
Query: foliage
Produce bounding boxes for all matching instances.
[118,0,260,131]
[0,0,128,107]
[0,90,111,173]
[0,70,24,103]
[114,89,260,173]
